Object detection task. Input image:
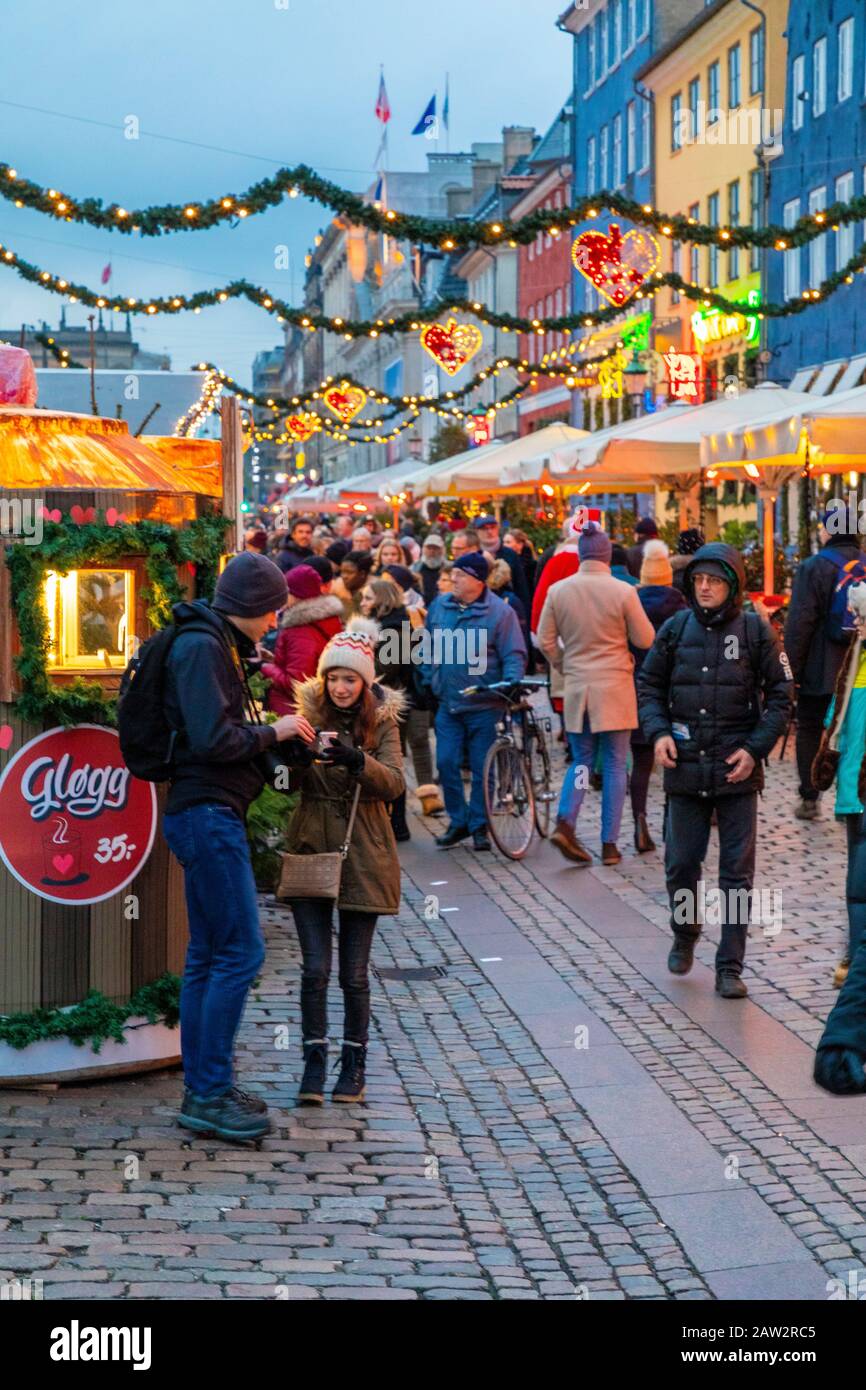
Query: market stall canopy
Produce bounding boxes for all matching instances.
[329,459,426,504]
[412,425,588,497]
[0,406,220,494]
[701,384,866,471]
[397,442,504,498]
[540,403,692,481]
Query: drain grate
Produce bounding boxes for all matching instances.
[375,966,446,982]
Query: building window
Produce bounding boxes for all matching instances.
[626,100,636,174]
[791,54,805,130]
[587,135,596,194]
[637,0,648,39]
[613,112,623,185]
[671,92,683,151]
[639,98,650,170]
[749,168,762,273]
[728,179,740,281]
[749,25,764,95]
[708,192,720,286]
[809,186,827,285]
[594,12,604,84]
[612,0,622,66]
[599,9,608,78]
[672,241,681,303]
[689,202,700,283]
[688,76,700,141]
[836,172,854,270]
[555,288,563,348]
[783,198,800,299]
[838,17,854,102]
[813,37,827,117]
[45,569,134,672]
[599,123,609,187]
[586,24,596,93]
[728,43,741,108]
[626,0,636,52]
[707,60,720,119]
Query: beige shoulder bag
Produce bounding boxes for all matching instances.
[275,784,362,902]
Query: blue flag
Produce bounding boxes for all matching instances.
[412,94,437,136]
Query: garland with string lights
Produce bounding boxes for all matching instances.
[2,159,864,251]
[32,330,86,368]
[4,234,861,334]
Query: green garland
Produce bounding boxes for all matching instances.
[0,973,180,1051]
[2,158,865,251]
[5,512,230,727]
[3,235,865,337]
[33,329,86,368]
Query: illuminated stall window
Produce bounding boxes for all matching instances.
[44,569,134,671]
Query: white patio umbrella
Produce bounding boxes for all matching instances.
[701,384,866,471]
[431,423,589,496]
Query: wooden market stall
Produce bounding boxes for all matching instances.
[0,355,232,1083]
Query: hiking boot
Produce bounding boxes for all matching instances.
[794,798,819,821]
[297,1041,328,1105]
[436,824,470,848]
[184,1083,266,1114]
[178,1088,271,1142]
[332,1042,367,1103]
[601,842,622,866]
[634,813,656,853]
[550,819,592,865]
[833,957,851,989]
[668,935,696,975]
[472,829,491,851]
[716,971,748,999]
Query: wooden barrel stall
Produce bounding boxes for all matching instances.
[0,385,226,1084]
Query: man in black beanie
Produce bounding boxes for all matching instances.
[162,551,316,1142]
[626,515,660,579]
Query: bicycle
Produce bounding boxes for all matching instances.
[460,676,555,860]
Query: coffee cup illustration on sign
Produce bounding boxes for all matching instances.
[41,815,88,887]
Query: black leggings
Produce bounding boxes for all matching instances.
[292,899,377,1045]
[630,742,655,817]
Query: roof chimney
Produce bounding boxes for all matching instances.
[502,126,536,172]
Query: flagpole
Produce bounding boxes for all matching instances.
[444,72,450,153]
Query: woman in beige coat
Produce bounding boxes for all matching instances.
[538,522,655,866]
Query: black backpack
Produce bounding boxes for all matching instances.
[117,621,215,781]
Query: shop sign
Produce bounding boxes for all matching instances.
[0,725,157,905]
[664,351,702,400]
[691,288,760,351]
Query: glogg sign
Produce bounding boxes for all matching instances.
[0,725,157,905]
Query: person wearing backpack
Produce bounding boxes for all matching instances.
[638,543,794,998]
[784,510,864,821]
[128,551,317,1143]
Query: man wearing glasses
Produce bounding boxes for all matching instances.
[638,543,793,998]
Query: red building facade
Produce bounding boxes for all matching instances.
[513,162,574,437]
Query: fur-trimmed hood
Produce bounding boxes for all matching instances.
[279,593,344,629]
[292,674,408,728]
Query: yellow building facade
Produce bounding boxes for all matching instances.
[639,0,788,397]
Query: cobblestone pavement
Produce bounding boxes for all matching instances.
[2,736,866,1301]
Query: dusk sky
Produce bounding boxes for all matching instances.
[0,0,570,384]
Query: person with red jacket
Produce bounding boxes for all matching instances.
[262,564,343,714]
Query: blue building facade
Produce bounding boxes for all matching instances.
[767,0,866,386]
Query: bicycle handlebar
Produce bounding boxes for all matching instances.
[460,676,549,698]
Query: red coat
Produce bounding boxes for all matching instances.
[531,545,580,634]
[262,594,344,714]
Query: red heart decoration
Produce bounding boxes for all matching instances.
[105,507,126,527]
[0,725,13,751]
[52,854,74,876]
[571,223,659,308]
[420,318,483,376]
[70,505,96,525]
[40,506,62,523]
[286,413,321,443]
[323,383,367,425]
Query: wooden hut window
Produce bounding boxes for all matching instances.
[44,569,134,672]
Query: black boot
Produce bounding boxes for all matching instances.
[297,1040,328,1105]
[634,813,655,853]
[390,792,411,843]
[332,1042,367,1103]
[668,934,697,975]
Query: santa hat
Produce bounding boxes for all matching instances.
[318,617,379,687]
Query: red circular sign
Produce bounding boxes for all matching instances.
[0,725,157,906]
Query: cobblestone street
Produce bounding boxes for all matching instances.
[3,744,866,1301]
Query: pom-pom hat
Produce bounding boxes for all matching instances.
[318,617,378,687]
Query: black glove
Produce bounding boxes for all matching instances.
[814,1045,866,1095]
[319,743,365,776]
[283,737,315,768]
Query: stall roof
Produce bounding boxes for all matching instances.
[0,407,221,495]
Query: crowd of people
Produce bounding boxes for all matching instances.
[137,501,866,1142]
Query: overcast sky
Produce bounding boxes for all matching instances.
[0,0,570,385]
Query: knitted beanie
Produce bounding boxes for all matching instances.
[640,539,673,586]
[677,527,705,555]
[636,516,659,538]
[577,521,613,564]
[318,617,378,687]
[213,551,288,618]
[284,563,323,601]
[453,551,490,584]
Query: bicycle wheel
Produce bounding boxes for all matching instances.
[528,726,554,838]
[483,738,536,860]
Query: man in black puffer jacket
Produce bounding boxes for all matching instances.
[783,510,863,820]
[638,543,794,997]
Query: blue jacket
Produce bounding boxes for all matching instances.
[420,587,527,714]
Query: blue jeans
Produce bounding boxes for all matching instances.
[557,717,631,844]
[162,804,265,1098]
[435,706,499,834]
